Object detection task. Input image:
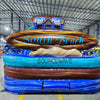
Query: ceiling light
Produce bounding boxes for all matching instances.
[1,37,6,42]
[4,26,10,31]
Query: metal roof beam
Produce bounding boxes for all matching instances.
[6,10,94,22]
[0,10,96,22]
[80,20,100,30]
[1,0,30,27]
[30,1,100,15]
[4,1,100,15]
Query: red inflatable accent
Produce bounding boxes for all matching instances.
[4,66,100,79]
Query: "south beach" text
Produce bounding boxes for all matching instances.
[24,35,84,45]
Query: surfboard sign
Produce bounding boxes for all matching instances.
[7,29,98,50]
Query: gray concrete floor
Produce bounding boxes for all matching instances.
[0,56,100,100]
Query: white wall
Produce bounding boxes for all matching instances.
[82,23,100,44]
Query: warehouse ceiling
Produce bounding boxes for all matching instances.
[0,0,100,35]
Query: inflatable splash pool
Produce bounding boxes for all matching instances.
[4,76,100,94]
[3,15,100,94]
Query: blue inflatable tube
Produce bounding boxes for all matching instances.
[3,54,100,69]
[4,76,100,94]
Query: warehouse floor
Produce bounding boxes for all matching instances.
[0,57,100,100]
